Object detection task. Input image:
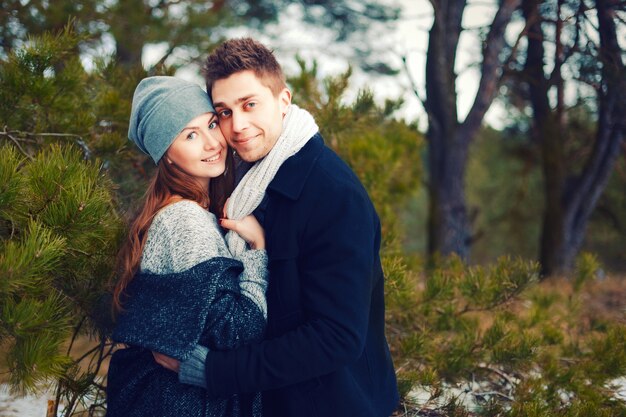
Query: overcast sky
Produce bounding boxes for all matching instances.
[141,0,526,130]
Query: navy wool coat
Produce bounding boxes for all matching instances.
[202,134,399,417]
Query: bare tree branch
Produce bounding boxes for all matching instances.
[148,44,178,75]
[460,0,522,143]
[399,54,428,113]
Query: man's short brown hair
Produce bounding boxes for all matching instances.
[203,38,287,97]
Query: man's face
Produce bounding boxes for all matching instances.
[212,70,291,162]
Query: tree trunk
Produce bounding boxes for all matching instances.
[559,0,625,270]
[523,0,625,275]
[109,0,148,69]
[427,131,471,259]
[425,0,467,259]
[538,116,566,276]
[425,0,520,261]
[523,0,567,275]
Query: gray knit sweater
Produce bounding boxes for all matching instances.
[141,200,267,319]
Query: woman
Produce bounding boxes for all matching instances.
[106,76,266,417]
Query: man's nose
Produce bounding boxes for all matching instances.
[231,111,249,133]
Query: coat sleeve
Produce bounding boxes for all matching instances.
[178,249,268,387]
[112,253,268,359]
[203,249,268,350]
[204,180,378,394]
[114,201,268,359]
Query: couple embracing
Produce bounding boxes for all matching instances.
[106,37,399,417]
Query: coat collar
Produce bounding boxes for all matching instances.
[267,133,324,200]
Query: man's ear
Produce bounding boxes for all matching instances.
[279,88,292,116]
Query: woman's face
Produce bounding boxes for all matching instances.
[165,112,227,186]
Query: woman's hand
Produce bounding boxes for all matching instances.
[220,215,265,250]
[152,351,180,373]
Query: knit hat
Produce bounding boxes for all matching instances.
[128,76,215,163]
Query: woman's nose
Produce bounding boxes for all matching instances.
[202,131,223,149]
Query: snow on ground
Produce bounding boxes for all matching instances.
[0,384,60,417]
[407,382,487,413]
[405,376,626,414]
[610,377,626,402]
[3,378,626,416]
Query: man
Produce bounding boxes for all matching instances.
[155,38,399,417]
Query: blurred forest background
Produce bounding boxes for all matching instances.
[0,0,625,416]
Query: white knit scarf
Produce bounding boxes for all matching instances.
[225,104,319,256]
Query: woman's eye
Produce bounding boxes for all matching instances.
[186,131,198,140]
[209,120,218,129]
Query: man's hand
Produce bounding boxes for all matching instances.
[152,351,181,373]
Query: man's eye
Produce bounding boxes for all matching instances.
[246,102,256,109]
[218,110,231,118]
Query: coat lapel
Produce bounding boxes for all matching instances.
[263,134,324,236]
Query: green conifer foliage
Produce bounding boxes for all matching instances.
[389,254,626,415]
[0,143,122,396]
[0,25,123,415]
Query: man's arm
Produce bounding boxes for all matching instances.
[204,182,378,395]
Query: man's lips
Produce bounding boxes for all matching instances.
[232,134,259,144]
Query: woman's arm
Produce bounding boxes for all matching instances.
[145,202,268,318]
[143,202,268,385]
[220,215,267,317]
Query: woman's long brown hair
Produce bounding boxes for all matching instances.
[112,149,234,313]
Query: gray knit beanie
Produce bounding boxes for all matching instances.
[128,76,215,163]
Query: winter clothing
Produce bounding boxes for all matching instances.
[224,104,318,256]
[106,201,267,417]
[128,76,214,163]
[141,201,267,317]
[190,134,400,417]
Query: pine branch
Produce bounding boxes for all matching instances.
[66,316,87,356]
[0,127,92,159]
[457,288,522,315]
[67,247,92,257]
[474,390,514,401]
[1,126,34,159]
[477,364,519,388]
[74,343,107,365]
